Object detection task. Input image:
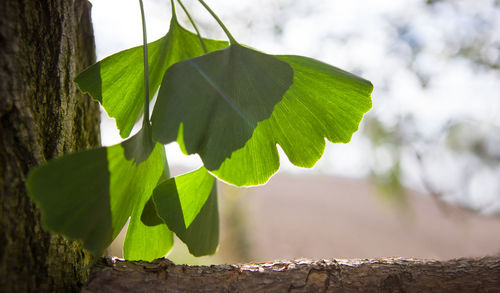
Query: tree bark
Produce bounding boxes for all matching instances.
[83,257,500,293]
[0,0,100,292]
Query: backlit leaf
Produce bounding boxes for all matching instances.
[212,55,374,186]
[75,18,228,138]
[123,196,174,261]
[152,167,219,256]
[151,44,294,170]
[123,163,173,261]
[26,132,166,256]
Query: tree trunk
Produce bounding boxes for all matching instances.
[0,0,100,291]
[84,257,500,293]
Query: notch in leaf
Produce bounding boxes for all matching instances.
[151,44,294,170]
[212,55,374,186]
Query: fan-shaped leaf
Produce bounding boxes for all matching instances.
[26,132,166,256]
[152,167,219,256]
[212,55,374,186]
[151,44,294,170]
[75,18,228,138]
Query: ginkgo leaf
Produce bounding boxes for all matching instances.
[151,44,294,170]
[152,167,219,256]
[155,167,213,229]
[75,18,228,138]
[26,132,166,256]
[212,55,374,186]
[123,163,173,261]
[140,196,165,227]
[123,195,173,261]
[121,123,156,164]
[123,212,173,261]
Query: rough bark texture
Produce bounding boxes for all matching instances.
[83,257,500,293]
[0,0,100,292]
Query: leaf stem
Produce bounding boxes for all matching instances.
[139,0,150,126]
[197,0,237,44]
[177,0,207,53]
[170,0,177,20]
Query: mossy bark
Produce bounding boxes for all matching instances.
[0,0,99,291]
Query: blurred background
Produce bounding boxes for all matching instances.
[90,0,500,264]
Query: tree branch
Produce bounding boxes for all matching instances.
[83,256,500,292]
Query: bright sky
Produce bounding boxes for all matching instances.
[89,0,500,210]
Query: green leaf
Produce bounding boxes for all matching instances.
[123,162,173,261]
[212,55,374,186]
[123,196,174,261]
[108,141,166,241]
[155,167,213,229]
[121,123,156,164]
[140,196,165,227]
[75,18,228,138]
[26,133,166,256]
[27,148,111,255]
[151,44,294,170]
[152,167,219,256]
